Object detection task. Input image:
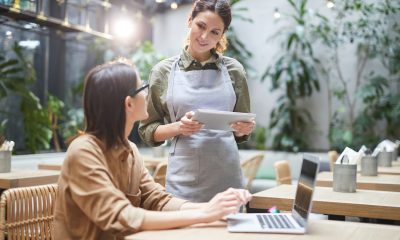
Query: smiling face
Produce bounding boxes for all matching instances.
[188,10,225,61]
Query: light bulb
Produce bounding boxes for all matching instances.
[326,0,334,9]
[5,31,12,39]
[171,2,178,9]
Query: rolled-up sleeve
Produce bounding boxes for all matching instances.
[136,154,188,211]
[139,66,168,147]
[67,142,146,234]
[226,57,251,143]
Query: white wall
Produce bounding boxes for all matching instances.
[151,0,381,151]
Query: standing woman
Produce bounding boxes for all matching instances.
[139,0,255,202]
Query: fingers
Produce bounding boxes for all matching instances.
[221,188,251,205]
[178,111,204,136]
[230,119,256,136]
[179,121,203,136]
[185,111,195,119]
[203,189,252,222]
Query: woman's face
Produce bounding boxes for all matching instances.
[188,10,225,56]
[129,78,149,122]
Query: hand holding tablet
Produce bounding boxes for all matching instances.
[192,109,256,131]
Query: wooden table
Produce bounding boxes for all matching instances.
[376,165,400,175]
[357,160,400,175]
[125,220,400,240]
[0,169,60,189]
[250,184,400,220]
[37,155,168,172]
[317,171,400,192]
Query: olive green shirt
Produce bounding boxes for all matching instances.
[139,48,251,147]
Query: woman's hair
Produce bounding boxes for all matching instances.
[189,0,232,53]
[83,59,138,150]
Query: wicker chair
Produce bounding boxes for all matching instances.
[0,184,58,240]
[274,160,292,185]
[241,154,264,190]
[152,162,168,187]
[328,150,339,171]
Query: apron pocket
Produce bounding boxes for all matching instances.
[125,189,142,207]
[167,148,199,186]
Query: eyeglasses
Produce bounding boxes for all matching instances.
[128,84,149,97]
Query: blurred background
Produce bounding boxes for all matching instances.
[0,0,399,154]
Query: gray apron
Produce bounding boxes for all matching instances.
[165,57,243,202]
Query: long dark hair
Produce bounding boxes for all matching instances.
[83,59,138,150]
[189,0,232,53]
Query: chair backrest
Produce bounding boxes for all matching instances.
[152,162,168,187]
[241,154,264,190]
[328,150,339,171]
[0,184,58,240]
[274,160,292,185]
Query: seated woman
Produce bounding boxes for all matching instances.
[53,59,251,239]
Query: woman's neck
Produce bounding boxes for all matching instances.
[125,121,134,139]
[188,45,211,62]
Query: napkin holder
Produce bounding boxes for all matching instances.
[360,155,377,176]
[0,151,11,173]
[377,150,392,167]
[333,155,357,193]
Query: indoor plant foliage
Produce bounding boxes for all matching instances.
[317,0,400,150]
[0,42,53,153]
[262,0,323,152]
[225,0,253,74]
[131,41,165,82]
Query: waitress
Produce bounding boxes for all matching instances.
[139,0,255,202]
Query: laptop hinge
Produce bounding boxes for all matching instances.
[294,217,305,228]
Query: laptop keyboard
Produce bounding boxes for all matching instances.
[256,214,296,229]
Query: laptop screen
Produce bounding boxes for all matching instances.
[293,157,318,219]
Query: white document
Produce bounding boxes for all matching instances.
[372,139,397,157]
[358,145,368,157]
[336,147,361,165]
[192,109,256,131]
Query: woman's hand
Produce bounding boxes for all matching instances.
[231,118,256,137]
[177,111,204,136]
[199,188,252,223]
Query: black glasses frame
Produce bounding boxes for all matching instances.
[128,84,149,97]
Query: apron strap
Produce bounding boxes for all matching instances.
[166,57,180,154]
[219,58,236,112]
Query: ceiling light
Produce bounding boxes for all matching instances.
[171,2,178,9]
[112,17,136,40]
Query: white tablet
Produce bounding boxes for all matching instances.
[192,109,256,131]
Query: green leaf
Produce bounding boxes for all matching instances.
[287,33,299,50]
[343,131,353,144]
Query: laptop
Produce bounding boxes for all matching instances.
[227,154,320,234]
